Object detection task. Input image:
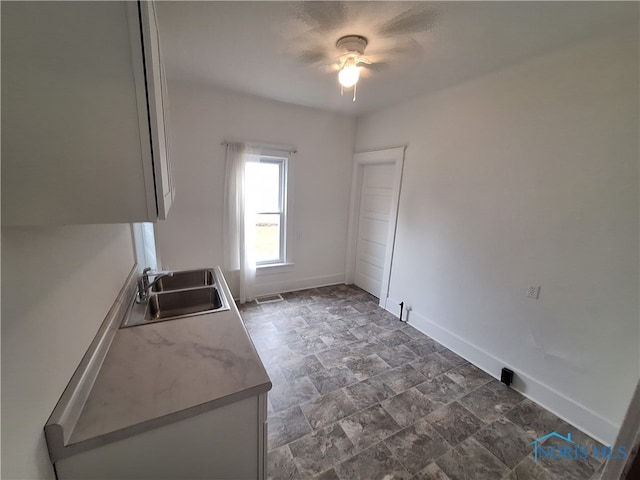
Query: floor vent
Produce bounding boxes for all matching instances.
[255,294,284,304]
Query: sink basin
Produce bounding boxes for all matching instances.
[151,269,215,292]
[121,267,231,328]
[145,287,227,322]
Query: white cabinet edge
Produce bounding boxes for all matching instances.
[126,1,158,221]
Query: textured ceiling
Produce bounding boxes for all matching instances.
[157,1,638,115]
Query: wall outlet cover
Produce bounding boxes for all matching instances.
[527,285,540,299]
[501,368,514,386]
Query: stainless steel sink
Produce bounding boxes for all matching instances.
[122,267,230,328]
[146,286,226,321]
[151,268,215,292]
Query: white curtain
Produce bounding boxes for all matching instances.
[223,143,257,303]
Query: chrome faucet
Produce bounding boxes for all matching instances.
[137,267,174,302]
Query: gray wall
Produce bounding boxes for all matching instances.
[355,28,639,443]
[154,84,356,296]
[1,224,136,479]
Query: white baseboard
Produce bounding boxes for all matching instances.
[385,298,620,445]
[254,273,345,298]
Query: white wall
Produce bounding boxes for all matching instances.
[155,84,356,296]
[1,224,136,479]
[355,28,639,444]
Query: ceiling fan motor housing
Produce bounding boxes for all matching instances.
[336,35,368,54]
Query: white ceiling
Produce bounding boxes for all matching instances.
[156,1,637,116]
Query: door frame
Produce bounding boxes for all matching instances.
[601,377,640,479]
[345,146,406,308]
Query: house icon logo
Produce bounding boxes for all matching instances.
[529,431,628,462]
[528,432,576,462]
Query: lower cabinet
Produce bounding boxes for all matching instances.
[56,394,268,480]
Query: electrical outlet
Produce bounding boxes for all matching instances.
[527,285,540,299]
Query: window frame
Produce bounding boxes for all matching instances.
[247,152,289,267]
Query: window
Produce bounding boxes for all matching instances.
[245,153,288,265]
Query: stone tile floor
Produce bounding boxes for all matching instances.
[238,284,604,480]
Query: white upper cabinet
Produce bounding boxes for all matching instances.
[139,1,175,220]
[1,1,174,226]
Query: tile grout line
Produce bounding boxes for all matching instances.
[266,351,503,453]
[257,287,597,480]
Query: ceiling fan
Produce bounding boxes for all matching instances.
[335,35,370,101]
[289,2,439,102]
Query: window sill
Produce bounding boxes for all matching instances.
[256,262,295,276]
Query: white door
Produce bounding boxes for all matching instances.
[354,163,395,298]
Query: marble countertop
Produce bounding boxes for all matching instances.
[65,275,271,449]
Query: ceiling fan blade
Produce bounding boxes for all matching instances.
[376,6,438,37]
[374,37,424,58]
[324,63,341,74]
[363,61,390,73]
[294,1,348,34]
[297,46,330,65]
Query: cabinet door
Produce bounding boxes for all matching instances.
[1,1,155,225]
[139,1,175,220]
[55,396,260,479]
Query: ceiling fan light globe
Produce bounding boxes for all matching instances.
[338,65,360,88]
